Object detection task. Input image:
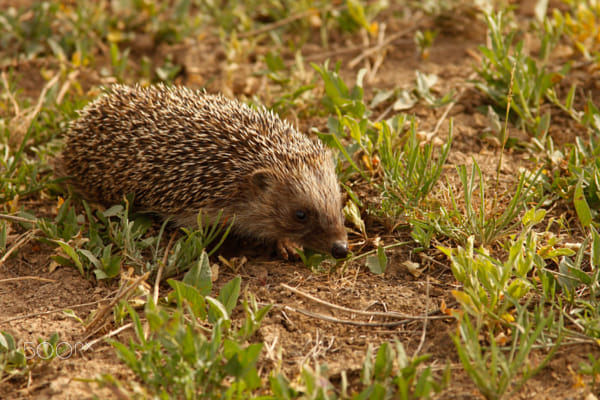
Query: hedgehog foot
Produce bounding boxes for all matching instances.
[276,239,302,261]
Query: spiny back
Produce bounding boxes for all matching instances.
[62,84,330,213]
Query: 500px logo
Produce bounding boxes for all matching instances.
[23,341,90,360]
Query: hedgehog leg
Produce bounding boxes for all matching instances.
[276,238,302,261]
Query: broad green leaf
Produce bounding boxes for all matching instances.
[168,279,207,320]
[182,251,212,295]
[366,246,387,274]
[54,240,83,274]
[219,276,241,315]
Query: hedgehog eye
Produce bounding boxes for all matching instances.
[295,209,308,222]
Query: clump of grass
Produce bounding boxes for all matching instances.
[313,61,453,215]
[538,134,600,228]
[379,115,452,216]
[0,73,78,206]
[0,331,27,382]
[99,255,271,398]
[420,161,544,247]
[268,340,448,399]
[0,331,67,384]
[453,305,561,400]
[37,196,233,280]
[474,11,565,137]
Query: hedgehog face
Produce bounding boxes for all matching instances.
[246,165,348,258]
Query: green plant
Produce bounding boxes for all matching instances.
[540,135,600,227]
[579,353,600,392]
[155,55,183,83]
[474,11,566,136]
[257,51,315,116]
[268,341,448,400]
[106,42,130,81]
[0,331,67,384]
[425,160,543,246]
[453,306,561,400]
[553,226,600,338]
[414,29,438,60]
[379,115,452,215]
[358,341,449,400]
[0,73,84,207]
[0,331,27,382]
[440,208,575,320]
[101,255,271,399]
[39,195,232,279]
[313,62,452,213]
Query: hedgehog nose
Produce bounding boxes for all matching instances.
[331,241,349,259]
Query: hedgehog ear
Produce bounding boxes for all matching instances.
[250,168,277,192]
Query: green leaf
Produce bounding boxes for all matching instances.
[366,246,387,274]
[565,83,576,110]
[574,176,592,227]
[218,276,241,315]
[265,51,285,72]
[102,205,124,218]
[373,342,393,380]
[126,303,146,345]
[182,251,212,295]
[78,249,101,269]
[522,208,546,227]
[392,90,418,110]
[167,279,207,320]
[111,340,139,369]
[62,309,84,324]
[53,240,84,274]
[557,257,580,291]
[346,0,369,30]
[506,279,531,300]
[269,373,297,398]
[207,296,231,322]
[0,331,15,350]
[223,340,263,379]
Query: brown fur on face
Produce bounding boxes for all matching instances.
[234,164,347,255]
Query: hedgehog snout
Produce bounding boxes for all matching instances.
[331,241,348,259]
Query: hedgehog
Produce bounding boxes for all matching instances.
[58,84,349,260]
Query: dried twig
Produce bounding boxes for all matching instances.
[349,17,423,69]
[365,22,387,81]
[303,44,372,62]
[0,276,56,284]
[0,213,37,225]
[237,5,344,39]
[414,276,430,356]
[153,231,177,305]
[3,71,60,148]
[0,229,40,267]
[56,70,80,105]
[0,299,107,325]
[85,272,150,335]
[81,322,133,351]
[300,329,335,367]
[265,303,436,327]
[26,72,61,127]
[282,282,441,321]
[1,71,20,115]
